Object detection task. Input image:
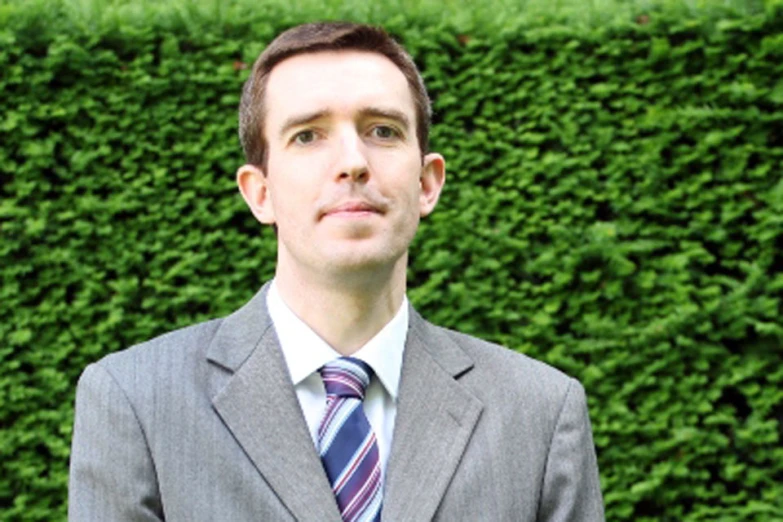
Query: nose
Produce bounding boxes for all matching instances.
[334,127,369,182]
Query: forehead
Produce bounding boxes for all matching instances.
[264,50,415,128]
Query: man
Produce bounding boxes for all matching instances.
[69,22,604,521]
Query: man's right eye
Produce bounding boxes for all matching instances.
[293,130,316,145]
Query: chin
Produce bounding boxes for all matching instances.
[320,244,406,275]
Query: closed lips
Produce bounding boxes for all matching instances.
[323,201,382,217]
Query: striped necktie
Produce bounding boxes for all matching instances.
[318,357,382,522]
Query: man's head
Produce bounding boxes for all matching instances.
[239,22,432,168]
[236,22,445,285]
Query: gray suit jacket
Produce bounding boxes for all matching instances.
[69,285,604,521]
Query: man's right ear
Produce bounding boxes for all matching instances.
[236,164,276,225]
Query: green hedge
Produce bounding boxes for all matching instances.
[2,3,782,520]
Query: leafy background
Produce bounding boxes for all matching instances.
[2,0,782,520]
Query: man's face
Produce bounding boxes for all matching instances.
[238,50,445,280]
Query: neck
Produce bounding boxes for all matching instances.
[273,257,407,356]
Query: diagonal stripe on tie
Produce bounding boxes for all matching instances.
[318,357,382,522]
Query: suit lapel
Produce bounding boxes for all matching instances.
[382,311,484,522]
[207,285,341,522]
[204,286,483,521]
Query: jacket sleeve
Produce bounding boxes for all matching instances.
[538,378,605,522]
[68,362,164,521]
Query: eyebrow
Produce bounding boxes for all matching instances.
[278,106,412,140]
[358,107,412,131]
[279,110,330,140]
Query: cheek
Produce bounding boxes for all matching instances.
[266,159,320,207]
[265,180,299,224]
[394,181,425,226]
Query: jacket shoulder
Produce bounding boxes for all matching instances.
[438,325,573,384]
[90,318,224,387]
[425,323,581,415]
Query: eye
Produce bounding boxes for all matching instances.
[370,125,400,140]
[292,130,317,145]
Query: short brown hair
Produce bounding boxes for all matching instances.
[238,22,432,168]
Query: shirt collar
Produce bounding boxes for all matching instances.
[266,279,407,400]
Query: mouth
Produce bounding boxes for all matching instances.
[322,201,383,219]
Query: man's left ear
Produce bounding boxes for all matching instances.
[419,153,446,218]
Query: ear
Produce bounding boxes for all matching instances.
[237,164,276,225]
[419,152,446,218]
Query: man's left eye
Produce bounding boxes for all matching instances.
[371,126,399,139]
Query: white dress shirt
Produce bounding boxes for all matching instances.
[266,280,408,475]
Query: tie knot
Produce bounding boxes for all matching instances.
[320,357,373,400]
